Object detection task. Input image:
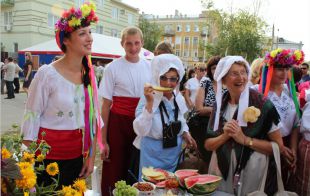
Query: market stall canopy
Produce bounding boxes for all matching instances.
[18,33,154,60]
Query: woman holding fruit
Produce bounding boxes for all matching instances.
[21,3,102,187]
[133,54,196,180]
[204,56,290,195]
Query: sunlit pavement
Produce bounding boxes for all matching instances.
[0,92,27,133]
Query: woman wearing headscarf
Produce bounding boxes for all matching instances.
[21,2,103,187]
[133,54,196,178]
[205,56,288,195]
[255,48,305,190]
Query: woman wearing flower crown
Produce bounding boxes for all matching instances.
[204,56,290,195]
[21,2,102,187]
[253,48,305,192]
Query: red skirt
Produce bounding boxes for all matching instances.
[36,127,83,160]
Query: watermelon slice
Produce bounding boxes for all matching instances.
[175,169,199,188]
[184,174,221,195]
[155,179,167,188]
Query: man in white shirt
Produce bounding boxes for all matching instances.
[99,26,151,195]
[3,57,16,99]
[13,59,23,93]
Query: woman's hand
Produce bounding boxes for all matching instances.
[225,120,246,145]
[100,141,110,162]
[144,84,154,113]
[196,106,212,116]
[79,155,95,178]
[182,132,197,149]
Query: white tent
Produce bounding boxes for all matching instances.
[19,33,154,60]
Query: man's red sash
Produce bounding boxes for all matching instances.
[111,96,140,117]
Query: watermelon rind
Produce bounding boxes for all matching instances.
[184,174,222,194]
[174,169,199,188]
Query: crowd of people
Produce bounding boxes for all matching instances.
[2,2,307,196]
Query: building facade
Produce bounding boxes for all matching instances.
[146,10,218,67]
[0,0,139,60]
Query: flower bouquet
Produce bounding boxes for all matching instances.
[1,131,86,196]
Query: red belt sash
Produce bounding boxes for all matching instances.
[111,96,140,117]
[36,127,82,160]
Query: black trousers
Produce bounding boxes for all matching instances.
[13,77,20,93]
[5,80,14,98]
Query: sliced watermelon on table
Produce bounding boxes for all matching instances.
[174,169,199,188]
[184,174,222,195]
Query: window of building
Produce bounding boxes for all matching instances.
[184,37,190,45]
[14,43,18,52]
[183,50,189,57]
[175,50,180,57]
[4,12,13,25]
[111,29,118,37]
[96,25,104,34]
[193,50,198,57]
[175,36,181,45]
[128,13,134,25]
[47,13,59,28]
[112,7,119,20]
[98,0,105,7]
[186,24,190,32]
[176,25,182,32]
[194,25,199,32]
[165,25,172,32]
[193,37,198,45]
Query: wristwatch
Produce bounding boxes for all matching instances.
[248,137,253,147]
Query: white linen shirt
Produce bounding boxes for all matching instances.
[133,92,189,149]
[22,64,90,140]
[252,84,299,137]
[99,57,151,100]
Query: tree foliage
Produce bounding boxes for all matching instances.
[205,10,267,62]
[139,17,162,52]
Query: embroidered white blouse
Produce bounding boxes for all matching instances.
[252,84,299,137]
[21,64,102,141]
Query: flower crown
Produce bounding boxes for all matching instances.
[265,48,305,67]
[55,2,98,33]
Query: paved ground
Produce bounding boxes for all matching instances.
[0,92,27,133]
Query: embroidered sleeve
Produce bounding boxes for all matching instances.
[21,67,50,141]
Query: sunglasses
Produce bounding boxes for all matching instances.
[160,75,179,82]
[199,68,206,72]
[300,67,308,70]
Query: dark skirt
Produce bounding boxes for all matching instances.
[22,77,32,88]
[36,155,83,190]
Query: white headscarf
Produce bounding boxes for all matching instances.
[150,54,187,114]
[151,54,185,90]
[213,56,251,131]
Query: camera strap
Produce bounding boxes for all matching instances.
[159,93,179,129]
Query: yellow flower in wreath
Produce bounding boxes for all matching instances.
[243,106,261,123]
[1,148,11,159]
[46,162,59,176]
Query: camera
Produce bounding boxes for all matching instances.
[163,120,181,148]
